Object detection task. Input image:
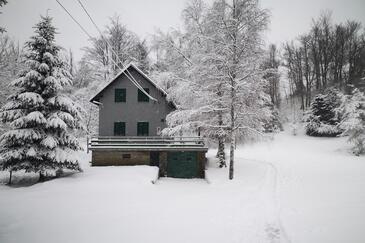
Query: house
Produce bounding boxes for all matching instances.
[88,63,208,179]
[90,63,175,136]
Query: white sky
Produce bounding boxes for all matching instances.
[1,0,364,61]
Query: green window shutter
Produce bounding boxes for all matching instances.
[114,122,126,136]
[137,122,149,136]
[138,88,150,102]
[115,89,126,102]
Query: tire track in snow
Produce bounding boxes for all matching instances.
[244,158,292,243]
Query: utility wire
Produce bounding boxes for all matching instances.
[55,0,92,39]
[55,0,157,101]
[75,0,157,101]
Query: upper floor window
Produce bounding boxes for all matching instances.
[115,89,126,102]
[138,88,150,102]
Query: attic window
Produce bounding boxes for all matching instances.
[138,88,150,102]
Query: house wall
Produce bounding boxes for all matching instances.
[157,151,206,178]
[91,150,206,178]
[97,67,174,136]
[92,151,151,166]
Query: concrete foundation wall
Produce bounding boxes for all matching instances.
[91,150,206,178]
[92,151,151,166]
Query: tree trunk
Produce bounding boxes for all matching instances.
[229,0,237,180]
[38,171,46,182]
[216,108,226,167]
[216,137,226,167]
[229,66,236,179]
[8,170,12,185]
[229,133,235,180]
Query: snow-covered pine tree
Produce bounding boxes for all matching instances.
[0,16,83,182]
[305,88,343,137]
[339,89,365,155]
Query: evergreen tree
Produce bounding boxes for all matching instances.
[305,89,342,137]
[0,16,83,182]
[339,89,365,155]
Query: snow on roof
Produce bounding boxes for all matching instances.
[89,62,168,103]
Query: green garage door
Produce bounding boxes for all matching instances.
[167,152,198,178]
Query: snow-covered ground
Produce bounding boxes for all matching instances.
[241,129,365,243]
[0,128,364,243]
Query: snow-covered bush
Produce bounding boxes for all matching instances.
[339,89,365,155]
[0,16,84,182]
[305,89,343,137]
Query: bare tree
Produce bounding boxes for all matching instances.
[82,15,151,79]
[83,36,111,81]
[283,12,365,104]
[263,44,281,107]
[0,0,8,33]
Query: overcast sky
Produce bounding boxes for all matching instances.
[1,0,365,61]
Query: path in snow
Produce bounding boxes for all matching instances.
[206,151,290,243]
[239,130,365,243]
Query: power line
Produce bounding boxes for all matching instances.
[75,0,156,101]
[55,0,157,101]
[55,0,92,39]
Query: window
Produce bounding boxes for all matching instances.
[138,88,149,102]
[156,127,161,135]
[122,154,131,159]
[115,89,126,102]
[114,122,125,136]
[137,122,149,136]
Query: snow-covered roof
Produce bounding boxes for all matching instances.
[89,62,168,103]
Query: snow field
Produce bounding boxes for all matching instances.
[0,151,280,243]
[240,129,365,243]
[1,129,364,243]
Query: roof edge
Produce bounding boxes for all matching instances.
[89,62,168,103]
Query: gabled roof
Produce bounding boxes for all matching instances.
[89,63,168,103]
